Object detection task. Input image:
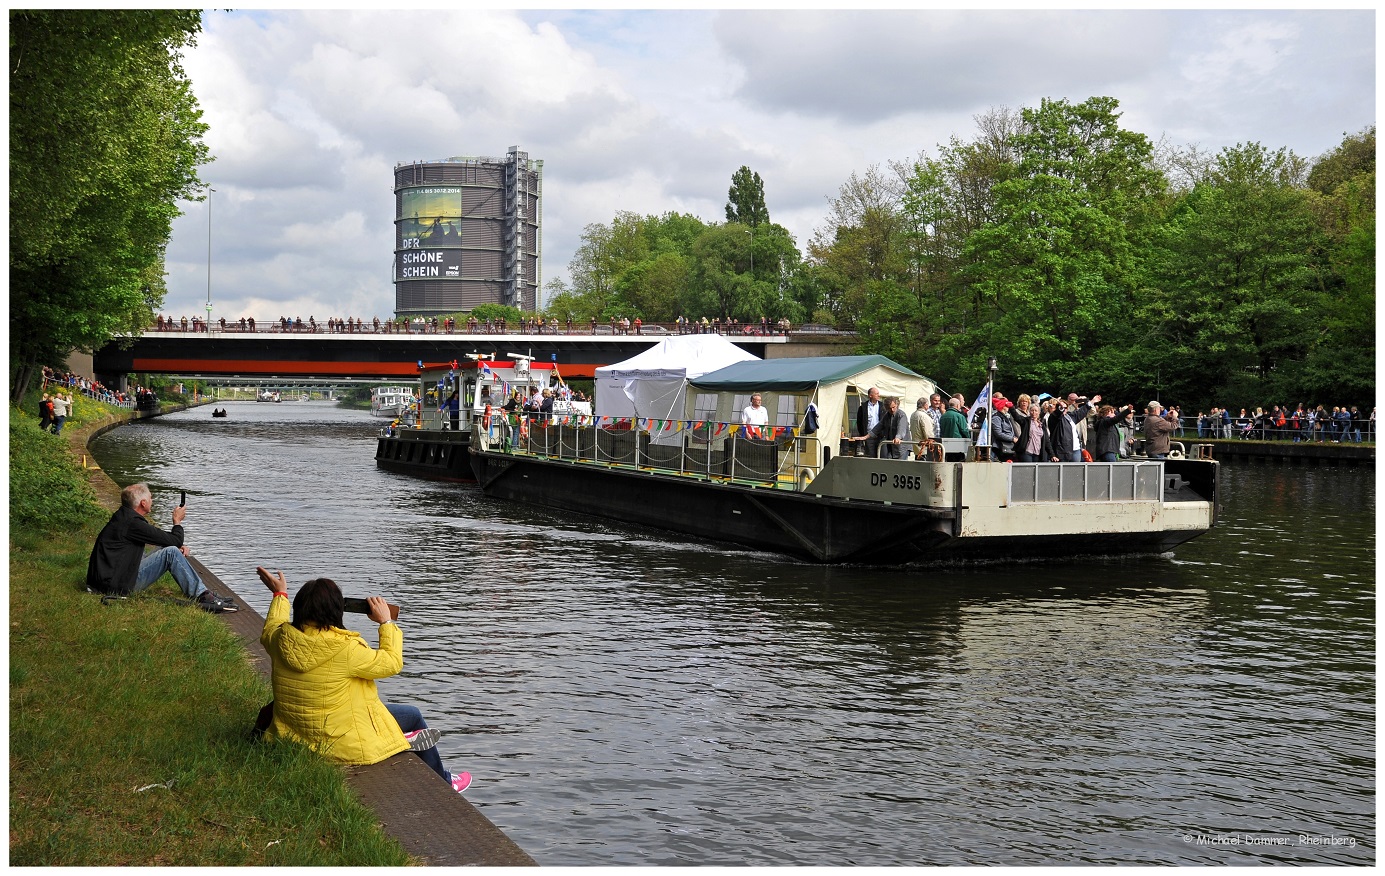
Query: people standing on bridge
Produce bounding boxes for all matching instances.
[86,483,236,612]
[254,568,472,794]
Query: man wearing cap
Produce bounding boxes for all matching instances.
[1143,401,1176,459]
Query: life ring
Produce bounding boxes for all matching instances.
[518,417,530,440]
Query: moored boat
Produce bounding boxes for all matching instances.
[469,355,1219,564]
[370,386,417,418]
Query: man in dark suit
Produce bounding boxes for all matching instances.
[854,387,882,457]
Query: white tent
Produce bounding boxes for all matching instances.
[595,335,760,426]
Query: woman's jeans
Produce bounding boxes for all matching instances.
[385,703,451,782]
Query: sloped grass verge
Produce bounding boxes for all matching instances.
[9,401,411,865]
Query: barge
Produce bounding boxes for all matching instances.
[469,355,1219,564]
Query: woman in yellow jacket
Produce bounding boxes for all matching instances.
[255,567,470,793]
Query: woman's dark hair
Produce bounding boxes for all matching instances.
[293,577,344,632]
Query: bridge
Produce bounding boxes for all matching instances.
[92,327,855,385]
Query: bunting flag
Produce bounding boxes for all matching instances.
[637,418,649,431]
[713,422,728,437]
[480,362,493,379]
[744,425,760,439]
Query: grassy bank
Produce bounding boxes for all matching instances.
[9,395,411,865]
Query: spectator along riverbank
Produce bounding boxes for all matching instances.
[9,390,530,865]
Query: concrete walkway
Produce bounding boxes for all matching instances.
[76,401,536,866]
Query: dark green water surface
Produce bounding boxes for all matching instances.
[89,402,1375,865]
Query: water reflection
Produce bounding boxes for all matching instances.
[88,403,1374,865]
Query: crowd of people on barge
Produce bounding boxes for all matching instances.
[858,389,1189,463]
[854,387,1375,463]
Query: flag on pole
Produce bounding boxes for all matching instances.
[969,383,992,447]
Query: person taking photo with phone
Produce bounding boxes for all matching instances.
[85,483,236,612]
[254,567,472,794]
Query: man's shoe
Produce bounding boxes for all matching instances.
[450,771,472,794]
[196,591,237,612]
[404,728,440,751]
[209,591,238,610]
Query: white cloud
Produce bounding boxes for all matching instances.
[161,8,1374,324]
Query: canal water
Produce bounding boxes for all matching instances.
[89,402,1375,865]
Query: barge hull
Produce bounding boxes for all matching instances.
[471,450,1211,564]
[376,432,475,482]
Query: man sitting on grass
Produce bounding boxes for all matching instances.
[85,483,237,613]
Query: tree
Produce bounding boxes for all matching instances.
[960,97,1165,388]
[725,166,769,228]
[1141,143,1321,402]
[1299,127,1375,402]
[10,10,210,402]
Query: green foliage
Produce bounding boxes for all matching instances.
[470,303,524,325]
[725,165,770,227]
[9,406,103,533]
[1140,143,1322,400]
[802,97,1372,408]
[9,10,210,403]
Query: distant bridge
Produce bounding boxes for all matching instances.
[93,328,855,386]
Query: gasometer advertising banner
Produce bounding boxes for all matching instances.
[395,248,465,280]
[399,187,463,247]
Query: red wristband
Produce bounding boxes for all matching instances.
[273,591,288,598]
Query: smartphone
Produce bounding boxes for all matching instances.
[179,491,187,507]
[342,596,399,621]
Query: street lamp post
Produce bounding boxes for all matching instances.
[206,186,215,335]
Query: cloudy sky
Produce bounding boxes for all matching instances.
[160,6,1375,324]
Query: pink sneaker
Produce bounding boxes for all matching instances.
[450,771,472,794]
[403,728,440,751]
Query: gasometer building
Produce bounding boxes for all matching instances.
[393,147,543,315]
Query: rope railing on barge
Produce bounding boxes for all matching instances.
[478,412,826,489]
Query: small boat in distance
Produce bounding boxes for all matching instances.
[371,386,417,418]
[256,390,281,403]
[211,407,228,418]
